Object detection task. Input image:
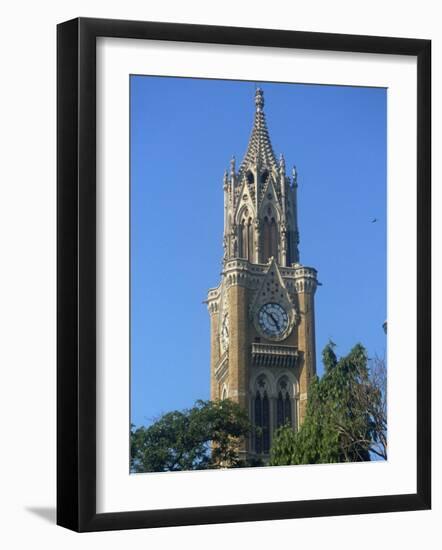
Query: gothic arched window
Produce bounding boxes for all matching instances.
[276,377,293,429]
[262,216,270,262]
[286,228,292,265]
[254,375,270,454]
[254,392,270,454]
[238,216,254,261]
[254,393,262,453]
[276,391,292,428]
[247,218,253,261]
[261,169,269,183]
[261,213,278,263]
[238,219,247,259]
[270,218,278,261]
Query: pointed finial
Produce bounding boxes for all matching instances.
[292,165,298,187]
[230,155,236,176]
[255,88,264,112]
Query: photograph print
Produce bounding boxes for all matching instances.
[130,76,387,473]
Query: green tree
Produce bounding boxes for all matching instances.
[353,354,387,460]
[131,399,256,473]
[270,342,384,466]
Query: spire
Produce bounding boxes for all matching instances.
[239,88,278,174]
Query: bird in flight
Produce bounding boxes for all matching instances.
[371,218,378,223]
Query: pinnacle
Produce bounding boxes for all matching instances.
[255,88,264,111]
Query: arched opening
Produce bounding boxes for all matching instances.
[262,216,270,262]
[261,169,269,183]
[247,218,253,261]
[286,228,292,265]
[238,219,247,258]
[276,377,293,429]
[276,392,292,428]
[247,170,254,184]
[261,211,278,263]
[238,215,254,261]
[270,218,278,260]
[253,374,270,454]
[254,391,270,454]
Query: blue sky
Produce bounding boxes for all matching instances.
[130,76,387,428]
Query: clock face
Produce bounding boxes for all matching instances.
[258,303,289,338]
[221,315,229,352]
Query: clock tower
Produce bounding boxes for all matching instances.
[206,89,318,459]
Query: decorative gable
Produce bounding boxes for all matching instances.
[234,178,257,224]
[258,177,282,218]
[250,258,299,341]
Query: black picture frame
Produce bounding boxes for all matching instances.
[57,17,431,532]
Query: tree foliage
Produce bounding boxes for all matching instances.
[357,355,387,460]
[270,342,387,466]
[131,399,256,473]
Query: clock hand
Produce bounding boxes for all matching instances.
[268,313,280,331]
[266,313,276,326]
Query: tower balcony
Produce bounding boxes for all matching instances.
[251,343,299,368]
